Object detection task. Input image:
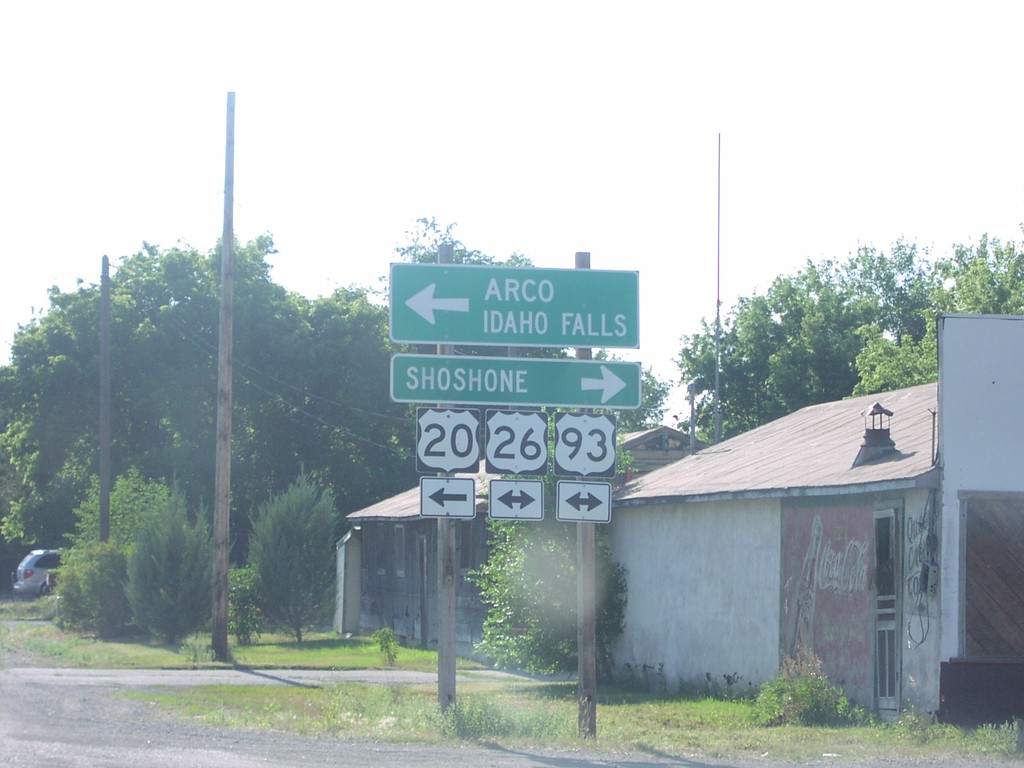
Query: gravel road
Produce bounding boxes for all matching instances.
[1,649,1020,767]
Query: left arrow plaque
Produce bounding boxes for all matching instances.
[420,477,476,519]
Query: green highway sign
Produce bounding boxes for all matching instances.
[391,354,642,409]
[390,263,639,348]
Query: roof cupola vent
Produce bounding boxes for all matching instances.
[853,402,896,466]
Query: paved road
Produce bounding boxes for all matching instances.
[1,664,1018,767]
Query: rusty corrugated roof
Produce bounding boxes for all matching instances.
[616,383,938,506]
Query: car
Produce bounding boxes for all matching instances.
[12,549,61,597]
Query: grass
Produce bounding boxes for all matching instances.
[139,682,1024,762]
[0,597,486,672]
[3,604,1023,762]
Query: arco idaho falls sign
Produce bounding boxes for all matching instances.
[390,262,639,349]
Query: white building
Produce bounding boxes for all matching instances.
[611,315,1024,724]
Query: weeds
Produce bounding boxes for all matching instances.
[437,695,573,740]
[178,636,215,667]
[372,627,399,667]
[751,646,871,726]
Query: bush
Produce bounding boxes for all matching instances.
[228,565,263,646]
[471,519,627,676]
[752,646,868,726]
[437,697,571,740]
[372,627,399,666]
[69,470,170,548]
[248,473,338,643]
[125,488,211,644]
[56,540,131,638]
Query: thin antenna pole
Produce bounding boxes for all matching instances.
[212,91,235,662]
[714,133,722,444]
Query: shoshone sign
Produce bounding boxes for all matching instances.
[390,353,641,409]
[390,263,639,348]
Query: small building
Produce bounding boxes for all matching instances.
[335,424,701,657]
[610,314,1024,724]
[621,425,702,477]
[335,467,491,658]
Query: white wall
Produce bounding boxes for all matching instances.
[609,498,782,691]
[937,314,1024,660]
[900,487,943,714]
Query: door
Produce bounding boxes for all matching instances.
[874,510,899,712]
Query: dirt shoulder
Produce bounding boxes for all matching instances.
[2,631,1021,768]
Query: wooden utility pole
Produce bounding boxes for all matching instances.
[99,255,111,542]
[212,92,235,662]
[575,251,598,738]
[436,242,458,712]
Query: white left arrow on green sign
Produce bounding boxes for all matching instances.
[406,284,470,324]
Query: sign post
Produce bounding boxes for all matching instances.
[434,245,457,715]
[390,252,633,730]
[572,252,599,739]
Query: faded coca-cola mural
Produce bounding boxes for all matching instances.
[782,504,874,707]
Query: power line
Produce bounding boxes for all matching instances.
[150,312,413,459]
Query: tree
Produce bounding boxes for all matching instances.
[247,473,337,642]
[595,354,669,434]
[472,519,626,677]
[933,233,1024,315]
[679,260,870,439]
[57,540,131,638]
[854,233,1024,395]
[394,216,531,268]
[0,236,415,550]
[68,469,170,548]
[125,487,211,644]
[679,242,946,438]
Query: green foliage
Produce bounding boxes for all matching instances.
[248,473,338,643]
[395,217,531,267]
[853,325,937,396]
[437,696,572,740]
[69,469,171,548]
[56,540,131,638]
[680,263,843,439]
[0,235,415,550]
[472,520,626,676]
[594,353,670,433]
[125,488,211,644]
[372,626,399,666]
[934,234,1024,315]
[178,636,215,667]
[680,233,1024,436]
[228,565,263,646]
[752,647,869,726]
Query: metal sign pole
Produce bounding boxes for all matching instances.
[436,243,457,713]
[575,251,598,738]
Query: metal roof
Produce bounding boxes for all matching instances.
[616,383,939,506]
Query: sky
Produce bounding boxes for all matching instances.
[3,2,1023,424]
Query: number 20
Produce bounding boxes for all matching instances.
[424,423,476,458]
